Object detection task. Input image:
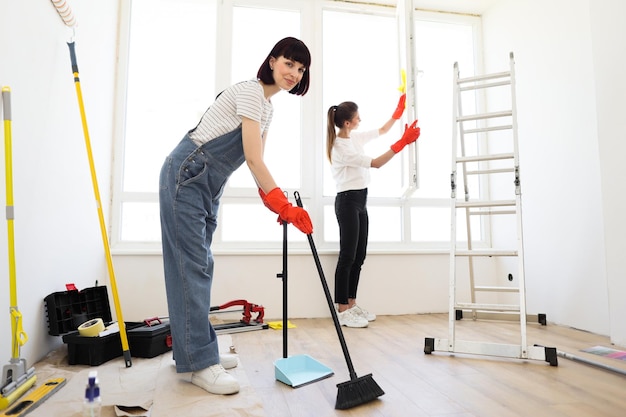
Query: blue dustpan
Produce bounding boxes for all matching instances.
[274,221,333,388]
[275,354,333,388]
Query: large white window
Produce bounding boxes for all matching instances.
[111,0,482,253]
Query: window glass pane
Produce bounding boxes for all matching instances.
[115,2,483,248]
[220,204,305,242]
[369,206,402,242]
[124,0,216,193]
[324,205,401,242]
[121,202,160,241]
[322,10,401,198]
[411,19,476,199]
[227,6,301,189]
[324,205,339,242]
[410,206,481,242]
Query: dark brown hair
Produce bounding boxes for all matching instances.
[257,37,312,96]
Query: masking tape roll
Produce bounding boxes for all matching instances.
[78,318,105,337]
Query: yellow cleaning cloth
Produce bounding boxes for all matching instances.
[398,69,407,93]
[267,320,296,330]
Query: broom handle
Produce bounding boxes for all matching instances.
[281,219,288,358]
[294,191,358,380]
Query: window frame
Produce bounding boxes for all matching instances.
[110,0,485,255]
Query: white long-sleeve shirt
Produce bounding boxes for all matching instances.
[330,129,379,193]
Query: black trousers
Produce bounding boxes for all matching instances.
[334,188,368,304]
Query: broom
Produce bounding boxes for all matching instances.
[294,191,384,409]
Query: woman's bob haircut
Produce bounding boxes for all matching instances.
[257,37,312,96]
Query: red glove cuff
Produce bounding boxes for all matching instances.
[392,94,406,120]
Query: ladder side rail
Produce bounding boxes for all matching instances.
[509,52,529,353]
[448,62,461,351]
[456,69,479,317]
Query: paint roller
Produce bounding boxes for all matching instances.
[51,0,77,27]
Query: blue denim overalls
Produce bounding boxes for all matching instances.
[159,128,245,373]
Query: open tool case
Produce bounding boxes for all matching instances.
[44,285,172,365]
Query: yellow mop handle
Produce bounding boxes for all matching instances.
[67,43,132,367]
[3,86,28,361]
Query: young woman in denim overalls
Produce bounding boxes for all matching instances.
[159,37,312,395]
[325,98,420,328]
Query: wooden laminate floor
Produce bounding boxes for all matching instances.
[21,313,626,417]
[233,313,626,417]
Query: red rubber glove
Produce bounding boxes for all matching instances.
[258,188,278,214]
[391,119,421,153]
[392,93,407,120]
[262,188,313,234]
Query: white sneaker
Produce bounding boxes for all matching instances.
[220,353,238,370]
[351,304,376,322]
[191,364,240,395]
[337,308,368,328]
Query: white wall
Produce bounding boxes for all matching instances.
[1,0,625,370]
[589,0,626,347]
[0,0,118,367]
[480,0,610,336]
[113,253,452,323]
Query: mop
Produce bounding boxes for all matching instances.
[274,220,333,388]
[0,87,66,413]
[49,0,132,367]
[294,192,384,409]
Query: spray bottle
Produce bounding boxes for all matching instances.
[83,371,101,417]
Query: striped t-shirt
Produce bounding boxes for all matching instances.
[189,80,273,146]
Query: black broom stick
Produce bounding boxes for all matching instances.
[294,191,384,409]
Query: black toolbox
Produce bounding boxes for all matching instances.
[44,286,112,336]
[62,328,126,366]
[126,317,172,358]
[45,286,171,365]
[61,320,172,366]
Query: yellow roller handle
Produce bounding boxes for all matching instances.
[67,43,132,367]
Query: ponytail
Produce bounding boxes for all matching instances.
[326,102,358,163]
[326,106,338,162]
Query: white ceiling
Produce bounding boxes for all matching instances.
[347,0,499,15]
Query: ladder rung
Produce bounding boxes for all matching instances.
[459,80,511,91]
[464,125,513,134]
[455,199,516,208]
[456,152,514,163]
[474,286,519,293]
[455,302,520,312]
[457,70,511,84]
[455,249,518,256]
[467,168,515,175]
[468,209,517,215]
[458,110,512,122]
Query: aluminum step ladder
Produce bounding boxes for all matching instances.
[425,53,557,366]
